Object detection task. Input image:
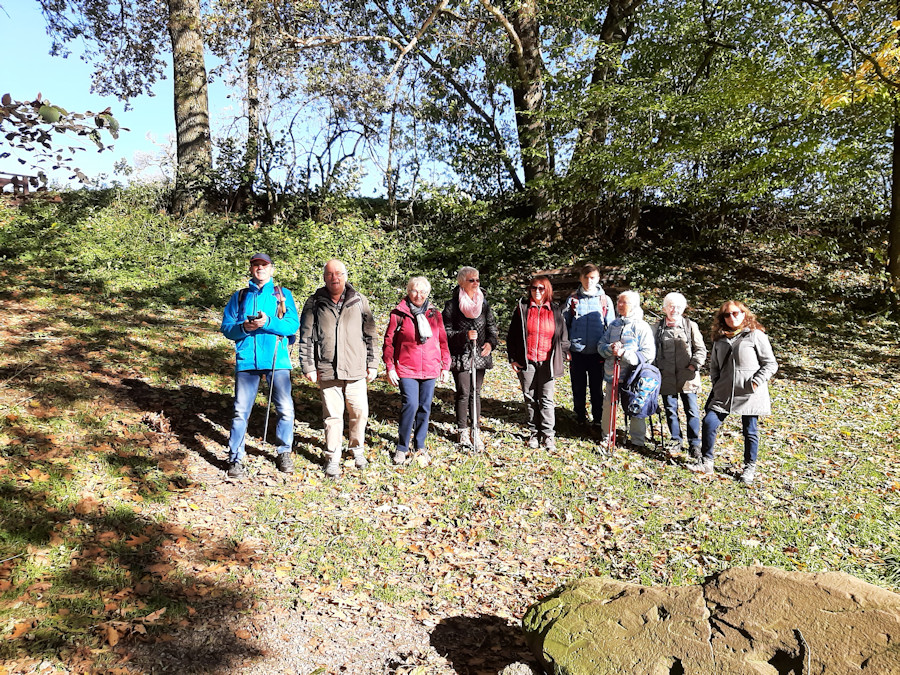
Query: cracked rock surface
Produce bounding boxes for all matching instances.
[522,566,900,674]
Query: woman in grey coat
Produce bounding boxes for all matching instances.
[689,300,778,485]
[653,292,707,459]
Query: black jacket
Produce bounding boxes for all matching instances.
[506,298,570,378]
[442,286,499,372]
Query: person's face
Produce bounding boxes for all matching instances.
[723,304,745,329]
[324,262,347,297]
[461,272,480,296]
[250,260,274,285]
[664,302,685,322]
[408,285,428,307]
[581,272,600,292]
[616,295,633,317]
[530,280,549,304]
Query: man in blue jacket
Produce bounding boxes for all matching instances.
[220,253,300,478]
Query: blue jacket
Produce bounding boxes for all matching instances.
[564,288,614,354]
[221,280,300,371]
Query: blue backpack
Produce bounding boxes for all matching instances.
[619,352,661,419]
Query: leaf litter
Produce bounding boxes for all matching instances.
[0,256,897,673]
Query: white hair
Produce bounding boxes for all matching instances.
[407,276,431,294]
[323,259,347,276]
[618,290,641,317]
[456,266,479,284]
[663,292,687,311]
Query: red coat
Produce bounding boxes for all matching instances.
[383,299,451,379]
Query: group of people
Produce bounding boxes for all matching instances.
[220,255,778,485]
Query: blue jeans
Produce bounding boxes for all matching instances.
[662,392,701,448]
[228,369,294,463]
[397,378,437,453]
[570,352,604,423]
[701,410,758,464]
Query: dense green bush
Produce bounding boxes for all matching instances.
[0,185,406,312]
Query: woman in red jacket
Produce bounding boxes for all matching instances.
[507,275,570,450]
[383,276,451,465]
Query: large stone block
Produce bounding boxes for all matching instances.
[522,566,900,674]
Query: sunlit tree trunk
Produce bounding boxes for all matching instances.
[168,0,213,215]
[235,0,262,213]
[509,0,550,191]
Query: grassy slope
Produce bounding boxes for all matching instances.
[0,196,898,673]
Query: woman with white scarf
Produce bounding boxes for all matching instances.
[383,277,450,465]
[442,266,499,450]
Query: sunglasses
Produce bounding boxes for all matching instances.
[531,286,546,292]
[467,278,480,284]
[725,310,744,318]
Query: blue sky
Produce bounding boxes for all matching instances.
[1,2,220,186]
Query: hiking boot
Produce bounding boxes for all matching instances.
[527,434,540,450]
[392,449,408,465]
[688,458,714,475]
[688,445,702,462]
[665,439,684,455]
[457,428,472,448]
[739,462,757,485]
[275,452,294,474]
[226,462,247,479]
[351,448,368,470]
[543,436,556,450]
[324,452,342,478]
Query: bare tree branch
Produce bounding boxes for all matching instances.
[279,33,403,51]
[477,0,525,80]
[388,0,449,79]
[372,0,525,190]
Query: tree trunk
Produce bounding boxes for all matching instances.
[508,0,551,215]
[234,0,262,213]
[167,0,212,215]
[572,0,643,164]
[889,113,900,295]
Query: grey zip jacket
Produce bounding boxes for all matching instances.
[706,328,778,416]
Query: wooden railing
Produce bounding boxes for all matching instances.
[0,171,37,195]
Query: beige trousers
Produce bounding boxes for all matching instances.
[319,378,368,455]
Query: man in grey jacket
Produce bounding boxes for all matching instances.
[299,259,378,477]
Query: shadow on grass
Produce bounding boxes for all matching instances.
[0,481,262,672]
[430,614,537,673]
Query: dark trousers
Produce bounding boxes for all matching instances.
[397,378,437,453]
[453,369,485,429]
[570,352,604,423]
[518,360,556,439]
[702,410,759,464]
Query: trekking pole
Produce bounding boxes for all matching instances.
[263,336,282,447]
[607,356,620,451]
[470,335,480,451]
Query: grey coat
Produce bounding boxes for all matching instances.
[653,318,707,396]
[706,329,778,416]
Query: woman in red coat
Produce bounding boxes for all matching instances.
[383,276,451,465]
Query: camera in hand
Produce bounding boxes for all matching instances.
[246,312,263,321]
